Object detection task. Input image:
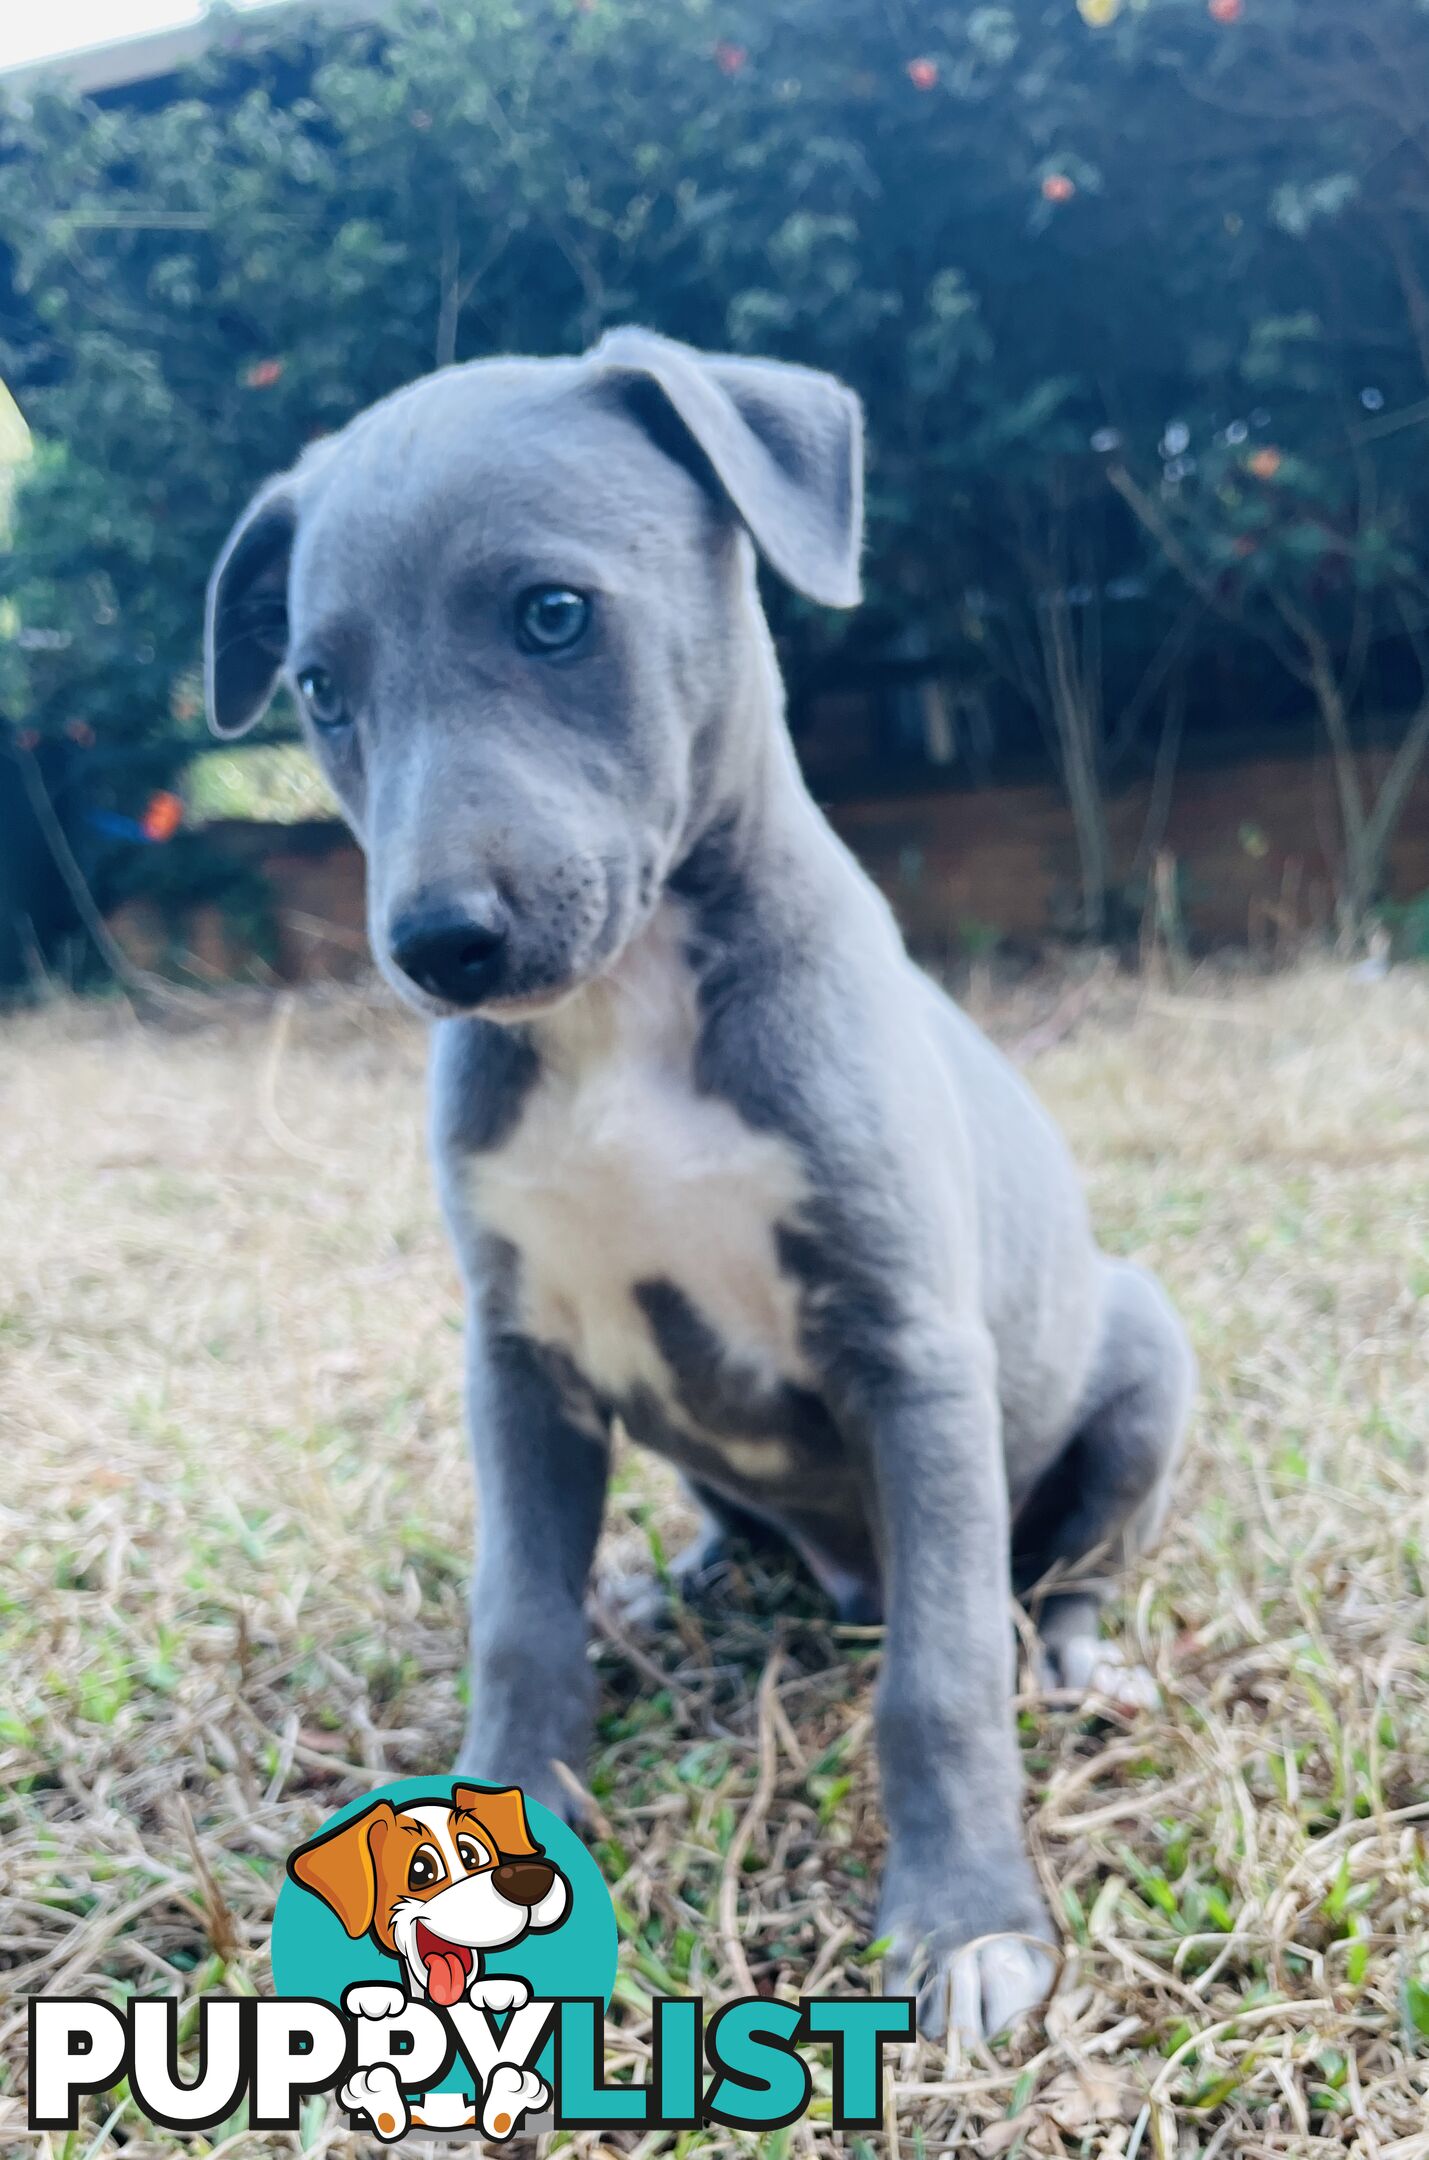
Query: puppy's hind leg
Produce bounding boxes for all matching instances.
[1013,1260,1194,1707]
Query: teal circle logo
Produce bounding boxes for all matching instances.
[271,1777,616,2135]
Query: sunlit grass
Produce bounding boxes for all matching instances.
[2,961,1426,2153]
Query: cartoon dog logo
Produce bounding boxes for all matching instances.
[288,1784,570,2139]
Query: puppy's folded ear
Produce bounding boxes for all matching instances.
[287,1801,396,1937]
[205,480,299,740]
[591,326,864,609]
[453,1783,540,1859]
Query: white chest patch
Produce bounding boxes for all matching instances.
[467,906,810,1420]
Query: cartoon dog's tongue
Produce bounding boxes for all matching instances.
[426,1950,467,2007]
[415,1921,473,2007]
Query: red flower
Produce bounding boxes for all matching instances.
[1247,447,1282,479]
[1208,0,1242,20]
[907,57,938,90]
[15,727,40,753]
[713,40,747,74]
[244,358,284,389]
[142,791,184,843]
[64,719,96,747]
[1042,172,1076,204]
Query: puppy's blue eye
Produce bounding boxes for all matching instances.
[515,586,590,654]
[296,666,348,731]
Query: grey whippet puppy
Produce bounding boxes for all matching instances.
[205,329,1194,2039]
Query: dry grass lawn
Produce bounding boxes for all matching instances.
[2,961,1428,2157]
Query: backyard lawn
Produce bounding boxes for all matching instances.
[2,961,1427,2156]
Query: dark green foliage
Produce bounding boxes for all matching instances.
[2,0,1428,929]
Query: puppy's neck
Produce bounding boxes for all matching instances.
[528,900,702,1076]
[527,588,855,1073]
[676,582,839,910]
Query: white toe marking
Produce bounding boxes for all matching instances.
[1049,1624,1174,1710]
[1058,1638,1161,1711]
[947,1945,984,2041]
[979,1940,1057,2038]
[934,1938,1055,2044]
[601,1570,671,1629]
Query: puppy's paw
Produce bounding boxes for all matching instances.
[881,1864,1056,2045]
[599,1567,676,1632]
[601,1492,798,1634]
[1040,1636,1161,1713]
[890,1932,1056,2045]
[341,2063,408,2142]
[467,1973,531,2013]
[482,2063,549,2140]
[601,1532,732,1633]
[341,1981,408,2022]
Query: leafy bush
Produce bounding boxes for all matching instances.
[2,0,1428,934]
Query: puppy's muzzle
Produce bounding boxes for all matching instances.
[390,892,509,1007]
[492,1859,556,1907]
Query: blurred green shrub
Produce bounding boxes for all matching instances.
[187,744,337,824]
[1,0,1428,936]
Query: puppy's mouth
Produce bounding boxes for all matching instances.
[415,1920,474,2007]
[478,980,584,1024]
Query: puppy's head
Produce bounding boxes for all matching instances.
[288,1785,570,2005]
[204,330,863,1021]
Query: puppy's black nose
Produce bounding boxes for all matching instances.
[390,899,508,1006]
[491,1859,556,1907]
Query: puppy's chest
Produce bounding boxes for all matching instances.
[466,937,811,1424]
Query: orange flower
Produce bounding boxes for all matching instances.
[1042,173,1076,204]
[713,40,747,74]
[244,358,284,389]
[1208,0,1242,20]
[141,790,183,843]
[1247,447,1282,479]
[907,57,938,89]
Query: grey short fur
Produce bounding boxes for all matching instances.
[206,328,1195,2040]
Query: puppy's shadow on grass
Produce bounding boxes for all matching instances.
[584,1541,890,2006]
[591,1538,882,1794]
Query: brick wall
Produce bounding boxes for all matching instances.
[833,747,1429,951]
[112,747,1429,982]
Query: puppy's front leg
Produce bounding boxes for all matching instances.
[864,1326,1054,2041]
[456,1322,607,1817]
